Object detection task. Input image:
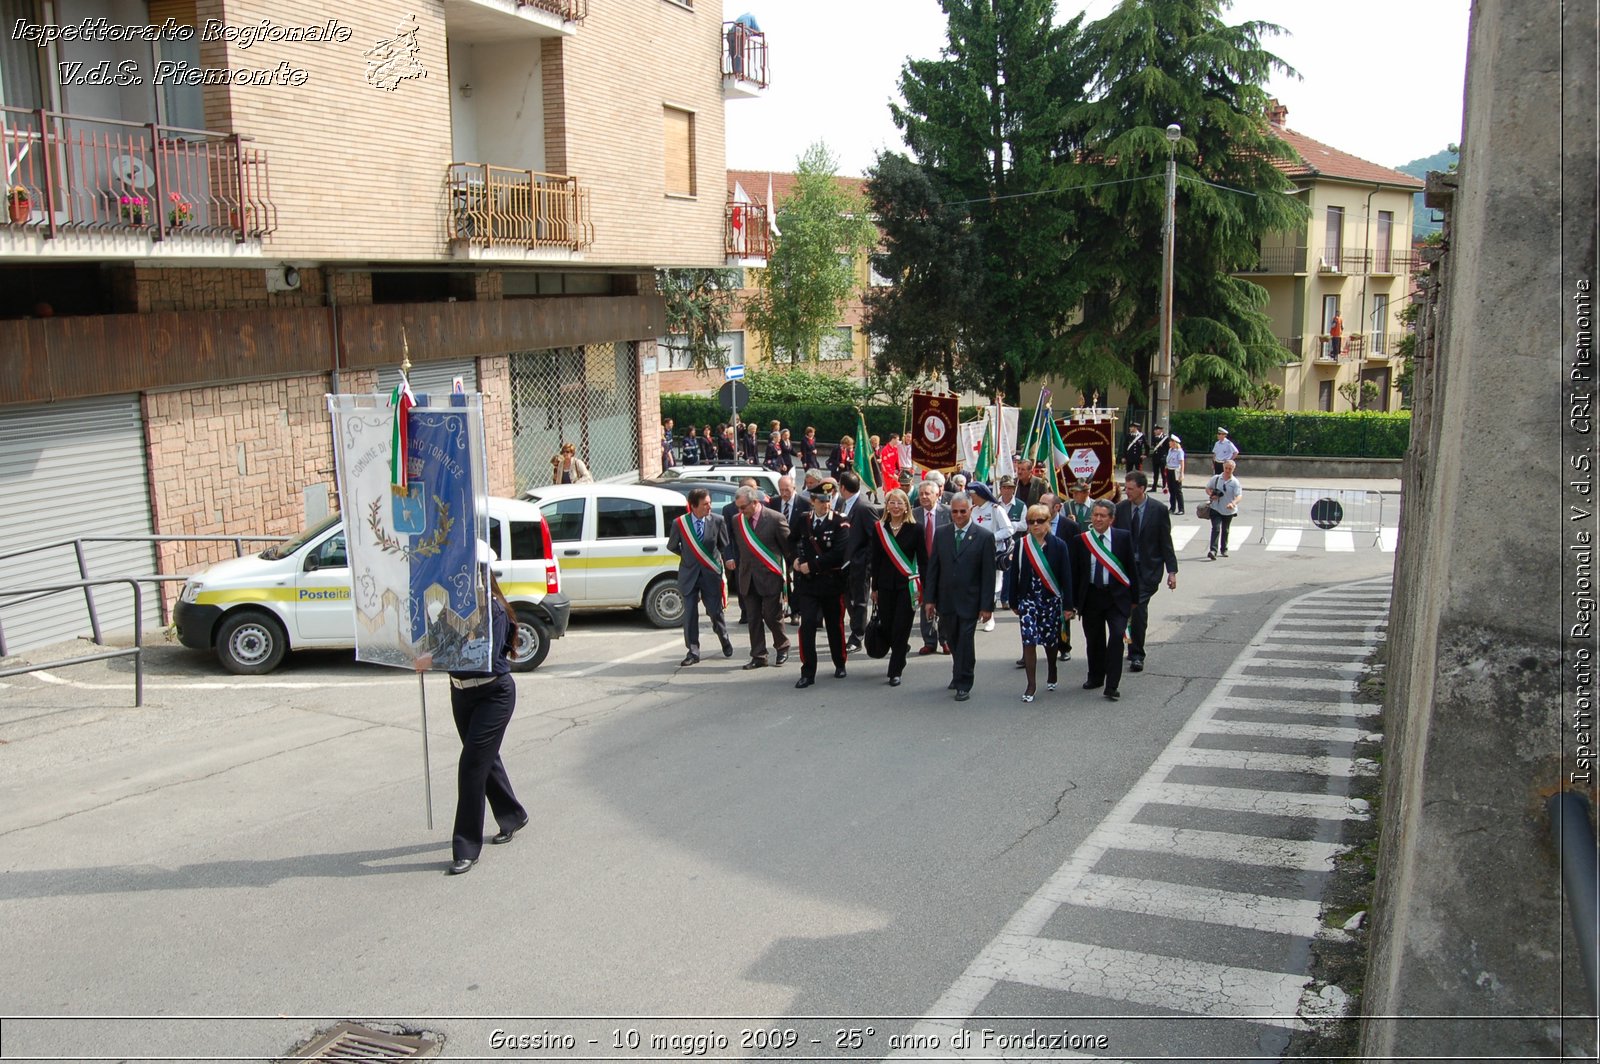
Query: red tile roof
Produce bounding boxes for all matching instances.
[1267,108,1423,190]
[726,169,867,205]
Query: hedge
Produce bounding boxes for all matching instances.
[659,396,987,446]
[1168,408,1412,459]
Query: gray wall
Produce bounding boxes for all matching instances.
[1360,1,1598,1057]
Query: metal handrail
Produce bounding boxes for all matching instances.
[1548,791,1599,1009]
[0,533,288,654]
[1254,485,1402,545]
[0,579,144,707]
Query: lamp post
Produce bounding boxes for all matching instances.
[1154,122,1181,433]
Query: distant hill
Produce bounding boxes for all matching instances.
[1398,148,1458,239]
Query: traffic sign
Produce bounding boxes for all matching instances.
[718,381,750,414]
[725,364,746,380]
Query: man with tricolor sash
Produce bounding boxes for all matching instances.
[1069,499,1137,702]
[666,487,734,667]
[729,485,792,669]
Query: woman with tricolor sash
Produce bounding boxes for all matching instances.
[1007,503,1075,703]
[867,488,928,687]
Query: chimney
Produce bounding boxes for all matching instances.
[1267,98,1288,127]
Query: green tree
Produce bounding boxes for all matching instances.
[656,268,742,372]
[1057,0,1307,404]
[743,143,877,363]
[864,0,1087,401]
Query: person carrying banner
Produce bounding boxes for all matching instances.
[667,488,734,666]
[1070,500,1136,702]
[869,487,927,686]
[924,492,996,702]
[1008,504,1074,702]
[730,485,791,669]
[790,480,849,688]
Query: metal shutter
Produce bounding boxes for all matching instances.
[0,396,158,652]
[378,359,478,402]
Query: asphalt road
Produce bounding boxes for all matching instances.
[0,512,1395,1063]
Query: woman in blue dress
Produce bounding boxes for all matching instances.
[1007,503,1075,702]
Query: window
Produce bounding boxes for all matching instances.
[1370,294,1390,354]
[158,33,205,131]
[1318,380,1334,412]
[721,330,745,368]
[869,260,894,288]
[657,331,743,371]
[663,106,696,196]
[307,533,347,571]
[820,327,854,362]
[1375,210,1394,272]
[596,497,656,539]
[509,520,547,561]
[1321,295,1341,358]
[539,498,585,542]
[1324,206,1344,265]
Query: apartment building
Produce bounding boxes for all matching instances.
[0,0,769,648]
[656,168,879,397]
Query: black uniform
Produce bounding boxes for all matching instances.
[868,518,928,680]
[837,493,881,646]
[789,507,850,680]
[448,598,527,863]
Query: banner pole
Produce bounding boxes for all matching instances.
[417,671,434,830]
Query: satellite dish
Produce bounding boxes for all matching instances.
[110,155,153,190]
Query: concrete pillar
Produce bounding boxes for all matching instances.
[1361,1,1597,1057]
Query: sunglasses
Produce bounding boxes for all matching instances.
[1027,518,1049,525]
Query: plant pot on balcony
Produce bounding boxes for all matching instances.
[8,197,30,224]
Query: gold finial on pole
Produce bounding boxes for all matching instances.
[400,326,412,375]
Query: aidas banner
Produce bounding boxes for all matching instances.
[911,391,960,473]
[328,389,491,671]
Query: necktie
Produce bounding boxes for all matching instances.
[955,528,965,553]
[1133,506,1143,539]
[926,513,935,554]
[693,517,704,540]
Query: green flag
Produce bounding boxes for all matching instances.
[852,408,878,492]
[974,420,995,484]
[1033,408,1068,497]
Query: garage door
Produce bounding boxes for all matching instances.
[0,397,159,653]
[378,359,478,402]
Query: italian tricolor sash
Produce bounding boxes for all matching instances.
[675,514,719,573]
[876,520,921,607]
[1023,535,1062,598]
[737,513,784,577]
[1082,530,1131,587]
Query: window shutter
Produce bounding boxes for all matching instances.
[663,106,695,196]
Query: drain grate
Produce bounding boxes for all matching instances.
[286,1022,441,1061]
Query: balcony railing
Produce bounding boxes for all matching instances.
[1276,334,1306,360]
[1,105,275,242]
[1238,246,1308,274]
[446,163,594,252]
[725,198,771,259]
[723,23,770,90]
[1369,249,1417,275]
[516,0,587,20]
[1316,250,1372,274]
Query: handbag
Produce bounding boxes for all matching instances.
[1195,502,1212,520]
[864,608,889,659]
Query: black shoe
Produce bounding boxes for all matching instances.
[1104,689,1121,701]
[1082,678,1104,690]
[1015,658,1026,669]
[446,858,475,876]
[1129,658,1144,673]
[1207,550,1216,560]
[737,616,748,625]
[1060,651,1071,661]
[741,659,767,671]
[947,681,957,690]
[680,652,700,667]
[720,639,734,658]
[834,666,847,678]
[491,814,530,845]
[846,639,863,653]
[1221,550,1229,557]
[954,689,971,702]
[775,649,789,665]
[795,676,814,689]
[888,676,902,687]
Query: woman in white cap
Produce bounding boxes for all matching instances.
[968,481,1013,631]
[1164,434,1186,515]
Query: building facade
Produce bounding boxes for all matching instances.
[0,0,767,649]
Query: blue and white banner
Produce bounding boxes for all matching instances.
[328,390,491,671]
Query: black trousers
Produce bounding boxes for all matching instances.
[1164,469,1185,513]
[1080,585,1130,694]
[1208,512,1235,554]
[681,569,729,653]
[938,612,980,692]
[878,583,916,679]
[795,587,847,679]
[741,586,789,662]
[1127,572,1162,659]
[450,674,526,862]
[845,565,870,640]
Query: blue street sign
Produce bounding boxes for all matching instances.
[725,364,746,380]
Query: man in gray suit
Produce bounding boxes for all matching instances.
[665,487,734,666]
[923,491,996,701]
[912,480,951,655]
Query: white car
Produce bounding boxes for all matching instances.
[174,497,568,674]
[520,482,696,628]
[653,464,783,496]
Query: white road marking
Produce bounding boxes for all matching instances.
[1169,746,1357,781]
[1213,695,1369,718]
[1249,642,1377,656]
[1197,718,1369,743]
[1108,821,1344,870]
[1286,607,1390,617]
[1241,657,1367,673]
[1274,617,1384,628]
[1323,529,1357,552]
[1148,782,1370,821]
[1060,872,1325,938]
[1266,529,1302,551]
[22,671,411,691]
[1226,674,1358,691]
[1227,524,1254,549]
[551,637,685,679]
[1171,526,1200,550]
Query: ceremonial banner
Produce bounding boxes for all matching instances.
[328,390,491,671]
[911,391,960,472]
[1060,415,1118,500]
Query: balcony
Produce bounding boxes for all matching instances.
[1364,332,1396,360]
[723,21,770,99]
[1,106,275,251]
[1237,246,1308,274]
[1316,250,1371,275]
[1275,334,1307,360]
[446,163,593,260]
[724,198,772,264]
[442,0,586,40]
[1368,250,1417,276]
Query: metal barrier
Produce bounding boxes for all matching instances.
[0,580,145,707]
[1548,791,1599,1010]
[0,534,287,656]
[1254,486,1403,545]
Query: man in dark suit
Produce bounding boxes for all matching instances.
[789,481,850,687]
[834,470,880,652]
[665,487,734,666]
[911,480,951,656]
[1114,471,1179,673]
[728,485,791,669]
[1069,499,1137,701]
[924,492,996,701]
[722,477,764,624]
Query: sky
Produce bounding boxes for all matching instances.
[724,0,1471,178]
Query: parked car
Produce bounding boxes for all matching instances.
[174,497,568,675]
[654,463,783,496]
[644,478,744,510]
[520,482,695,628]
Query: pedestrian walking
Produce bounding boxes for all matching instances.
[1114,472,1178,674]
[968,482,1014,630]
[911,480,951,656]
[729,485,791,668]
[1204,460,1243,559]
[1070,500,1136,702]
[551,443,592,485]
[666,487,734,666]
[923,492,996,702]
[835,470,879,652]
[790,481,849,688]
[869,487,927,687]
[800,426,821,470]
[1009,504,1074,702]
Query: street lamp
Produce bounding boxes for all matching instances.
[1154,122,1181,433]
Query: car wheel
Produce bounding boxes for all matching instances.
[508,613,551,672]
[215,610,288,675]
[643,578,685,629]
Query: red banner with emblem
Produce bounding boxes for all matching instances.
[911,392,960,472]
[1059,416,1117,499]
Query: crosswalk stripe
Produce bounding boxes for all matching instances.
[1214,695,1369,718]
[1303,592,1392,602]
[1379,527,1399,551]
[1149,781,1370,820]
[1287,607,1390,616]
[1170,746,1357,781]
[1059,872,1326,938]
[1197,718,1369,743]
[1227,524,1254,549]
[1172,525,1200,550]
[1324,529,1356,552]
[1226,674,1357,691]
[974,934,1310,1028]
[1242,657,1367,673]
[1266,529,1302,551]
[1276,617,1385,627]
[1250,643,1375,656]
